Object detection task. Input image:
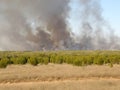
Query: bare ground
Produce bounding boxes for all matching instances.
[0,64,120,90]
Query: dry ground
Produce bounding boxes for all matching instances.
[0,64,120,90]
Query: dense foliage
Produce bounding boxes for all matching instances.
[0,51,120,68]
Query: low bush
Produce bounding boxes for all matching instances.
[0,58,9,68]
[11,57,27,65]
[0,51,120,68]
[28,57,38,66]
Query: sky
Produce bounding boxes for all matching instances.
[69,0,120,36]
[101,0,120,36]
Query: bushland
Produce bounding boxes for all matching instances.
[0,51,120,68]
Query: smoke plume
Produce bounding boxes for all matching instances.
[0,0,119,51]
[76,0,120,50]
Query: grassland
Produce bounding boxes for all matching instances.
[0,64,120,90]
[0,50,120,90]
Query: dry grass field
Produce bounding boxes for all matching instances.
[0,64,120,90]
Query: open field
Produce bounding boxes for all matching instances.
[0,79,120,90]
[0,51,120,90]
[0,64,120,90]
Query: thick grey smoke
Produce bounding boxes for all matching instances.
[0,0,119,51]
[0,0,73,50]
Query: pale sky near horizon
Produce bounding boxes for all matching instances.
[69,0,120,36]
[101,0,120,36]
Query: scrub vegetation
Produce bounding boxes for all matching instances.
[0,50,120,68]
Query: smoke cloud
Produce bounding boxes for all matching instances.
[76,0,120,50]
[0,0,119,51]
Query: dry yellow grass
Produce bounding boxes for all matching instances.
[0,64,120,90]
[0,79,120,90]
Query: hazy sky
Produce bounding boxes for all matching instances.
[70,0,120,36]
[101,0,120,36]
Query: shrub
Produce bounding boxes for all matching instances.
[109,62,113,68]
[11,56,27,65]
[0,58,9,68]
[0,51,120,67]
[50,54,56,63]
[54,55,64,64]
[37,57,44,64]
[96,57,104,65]
[64,56,74,64]
[17,57,27,64]
[73,58,82,66]
[10,58,17,64]
[86,56,94,65]
[43,57,49,65]
[28,57,38,66]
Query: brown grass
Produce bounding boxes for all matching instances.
[0,79,120,90]
[0,64,120,90]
